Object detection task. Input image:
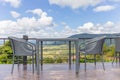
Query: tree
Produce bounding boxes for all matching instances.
[0,41,13,64]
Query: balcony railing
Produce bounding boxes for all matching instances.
[0,37,116,64]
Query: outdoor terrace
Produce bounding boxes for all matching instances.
[0,37,119,80]
[1,63,120,80]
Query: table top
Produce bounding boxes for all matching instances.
[35,38,79,41]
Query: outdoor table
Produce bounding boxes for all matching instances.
[35,38,80,74]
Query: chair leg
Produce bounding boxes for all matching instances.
[11,55,15,74]
[84,54,87,71]
[116,53,118,64]
[119,52,120,64]
[101,54,105,70]
[112,52,116,64]
[35,53,37,70]
[94,54,96,66]
[79,52,80,69]
[32,55,34,73]
[17,56,20,67]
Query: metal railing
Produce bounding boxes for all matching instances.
[0,37,115,64]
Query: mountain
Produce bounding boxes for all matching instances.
[45,33,120,45]
[68,33,120,38]
[68,33,120,46]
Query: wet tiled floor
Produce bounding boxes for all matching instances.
[1,63,120,80]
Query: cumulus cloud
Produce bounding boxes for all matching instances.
[26,9,43,17]
[0,8,120,38]
[93,5,116,12]
[10,11,21,18]
[26,9,53,27]
[76,21,119,34]
[77,22,99,34]
[0,17,55,38]
[49,0,103,9]
[60,21,120,37]
[0,9,56,38]
[1,0,21,8]
[109,0,120,2]
[0,17,120,38]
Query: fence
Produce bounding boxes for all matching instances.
[0,37,115,64]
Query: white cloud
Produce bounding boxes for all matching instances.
[0,17,55,38]
[104,21,114,27]
[10,11,21,18]
[26,9,53,27]
[0,8,55,38]
[59,21,119,37]
[0,8,120,38]
[76,21,119,34]
[1,0,21,8]
[26,9,43,17]
[109,0,120,2]
[61,22,67,26]
[77,22,98,34]
[0,17,120,38]
[49,0,103,9]
[93,5,116,12]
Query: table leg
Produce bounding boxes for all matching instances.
[75,40,79,74]
[36,40,40,74]
[40,41,43,70]
[68,41,71,69]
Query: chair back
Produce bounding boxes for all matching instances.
[8,37,32,56]
[115,37,120,52]
[85,36,105,54]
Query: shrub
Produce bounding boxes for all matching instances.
[43,57,55,63]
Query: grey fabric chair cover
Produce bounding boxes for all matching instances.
[112,37,120,64]
[79,36,106,71]
[8,36,36,74]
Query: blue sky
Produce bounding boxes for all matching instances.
[0,0,120,38]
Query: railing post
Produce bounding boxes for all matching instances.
[3,38,6,45]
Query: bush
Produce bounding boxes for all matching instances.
[43,57,55,63]
[55,57,63,63]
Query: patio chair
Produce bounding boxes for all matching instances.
[8,37,36,74]
[112,37,120,64]
[79,36,106,71]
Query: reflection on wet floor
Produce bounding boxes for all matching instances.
[0,63,120,80]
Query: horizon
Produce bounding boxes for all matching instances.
[0,0,120,38]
